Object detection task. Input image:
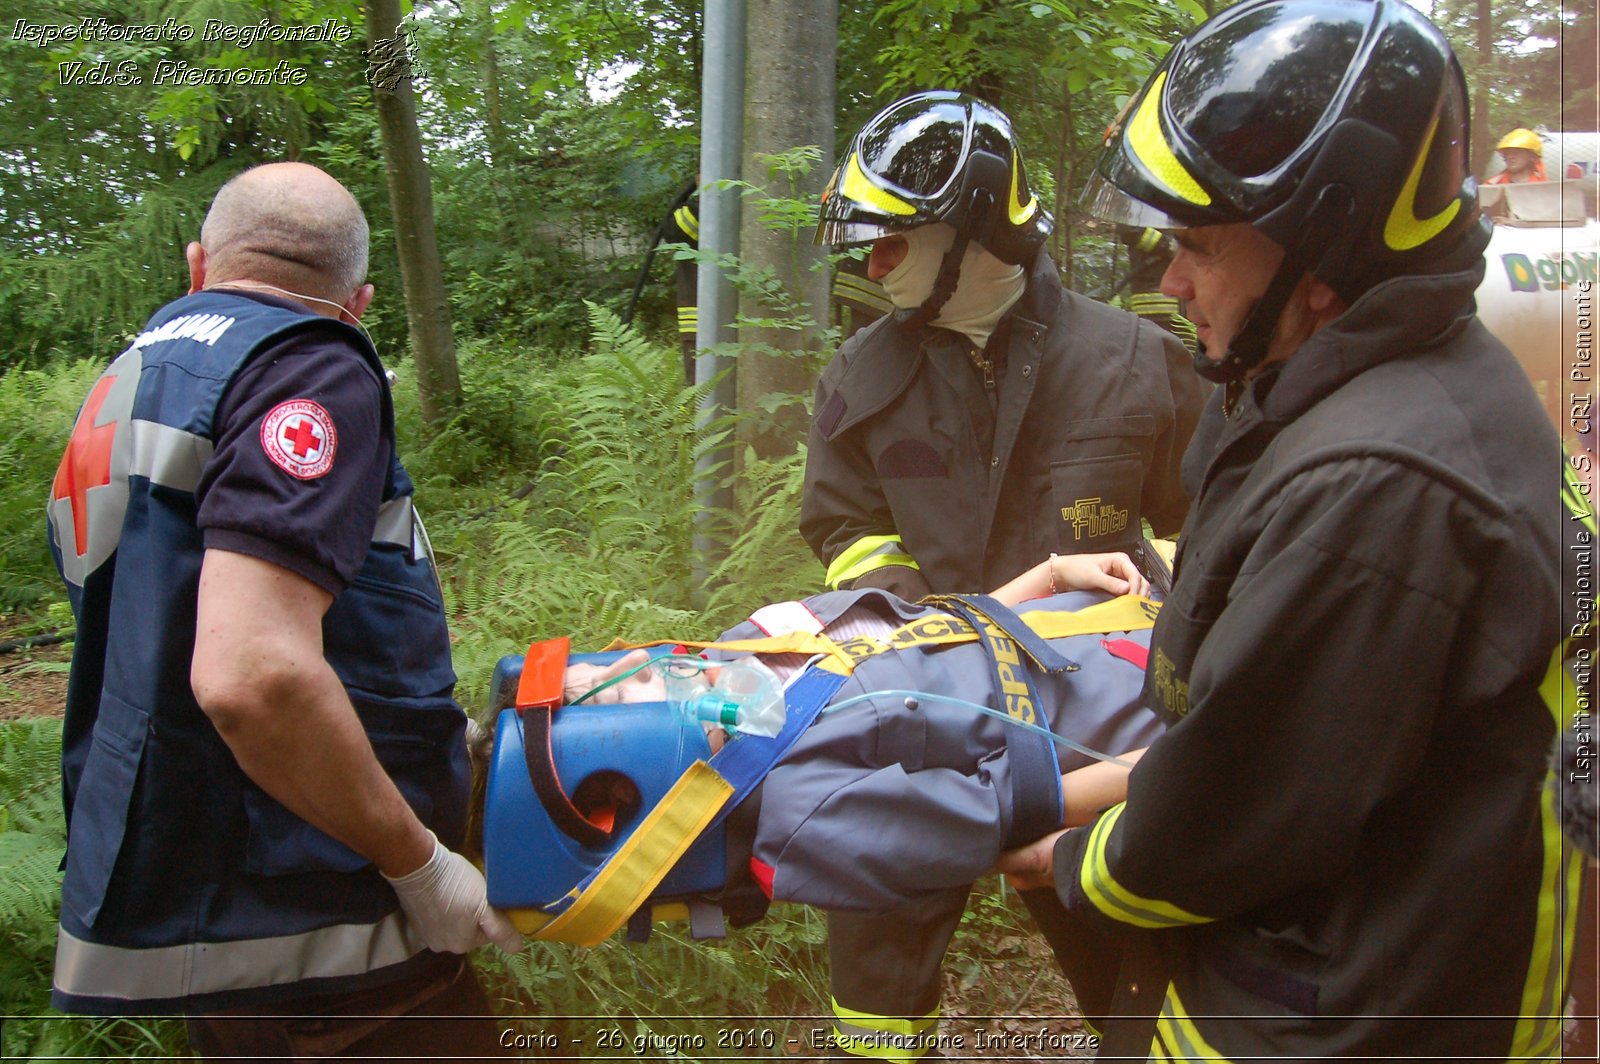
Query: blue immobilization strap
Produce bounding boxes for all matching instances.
[928,594,1068,846]
[703,664,850,833]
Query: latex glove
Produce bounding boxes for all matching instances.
[383,831,525,953]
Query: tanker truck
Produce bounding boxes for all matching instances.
[1472,176,1597,447]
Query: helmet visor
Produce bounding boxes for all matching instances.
[858,98,974,201]
[815,216,906,248]
[1080,173,1192,231]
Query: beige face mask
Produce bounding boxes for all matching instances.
[881,223,1026,349]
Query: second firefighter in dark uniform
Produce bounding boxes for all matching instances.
[800,91,1205,1058]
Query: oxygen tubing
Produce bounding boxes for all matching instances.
[568,656,657,705]
[572,659,1135,769]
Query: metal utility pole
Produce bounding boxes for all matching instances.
[692,0,745,592]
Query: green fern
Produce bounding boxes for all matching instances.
[0,832,64,925]
[0,716,65,839]
[0,359,113,612]
[705,444,825,630]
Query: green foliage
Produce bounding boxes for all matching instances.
[409,0,700,350]
[0,0,378,367]
[705,445,824,624]
[477,904,832,1054]
[1429,0,1595,160]
[0,717,188,1058]
[854,0,1200,285]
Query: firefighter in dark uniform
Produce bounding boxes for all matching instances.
[997,1,1578,1057]
[801,92,1205,1059]
[1116,223,1198,354]
[662,191,891,383]
[802,92,1204,604]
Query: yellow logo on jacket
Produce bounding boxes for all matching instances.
[1152,648,1190,718]
[1063,497,1130,541]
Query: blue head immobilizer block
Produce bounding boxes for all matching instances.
[482,650,727,912]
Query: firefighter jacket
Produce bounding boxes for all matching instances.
[1049,261,1575,1059]
[713,588,1165,912]
[801,250,1204,595]
[46,291,469,1014]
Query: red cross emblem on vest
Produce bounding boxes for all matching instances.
[52,375,120,557]
[261,399,338,479]
[50,349,141,587]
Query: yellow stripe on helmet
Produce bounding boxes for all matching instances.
[1383,111,1461,252]
[840,154,919,217]
[1128,72,1212,208]
[1008,150,1039,226]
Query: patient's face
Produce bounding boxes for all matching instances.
[563,649,665,704]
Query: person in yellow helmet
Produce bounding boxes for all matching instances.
[1486,127,1549,184]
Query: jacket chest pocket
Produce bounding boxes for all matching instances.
[1046,416,1154,554]
[1050,453,1143,553]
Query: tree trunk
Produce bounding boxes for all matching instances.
[1474,0,1493,176]
[1056,81,1074,290]
[739,0,837,461]
[364,0,461,427]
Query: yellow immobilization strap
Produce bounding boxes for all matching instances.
[820,594,1161,674]
[608,596,1160,678]
[510,761,735,945]
[1023,593,1159,638]
[602,630,859,673]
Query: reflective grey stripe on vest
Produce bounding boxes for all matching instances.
[374,495,437,572]
[373,495,415,550]
[128,417,214,491]
[53,911,423,1004]
[54,405,431,584]
[51,411,214,589]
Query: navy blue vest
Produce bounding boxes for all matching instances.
[47,291,468,1014]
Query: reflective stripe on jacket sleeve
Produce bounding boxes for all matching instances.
[824,533,919,590]
[1065,804,1212,930]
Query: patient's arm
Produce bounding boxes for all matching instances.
[997,746,1149,890]
[989,552,1150,607]
[1063,746,1146,826]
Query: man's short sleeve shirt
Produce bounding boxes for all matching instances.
[195,295,389,596]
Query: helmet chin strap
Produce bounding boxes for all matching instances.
[1191,261,1303,383]
[896,186,997,333]
[894,231,970,331]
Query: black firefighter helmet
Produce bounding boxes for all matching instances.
[1085,0,1490,382]
[817,91,1054,328]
